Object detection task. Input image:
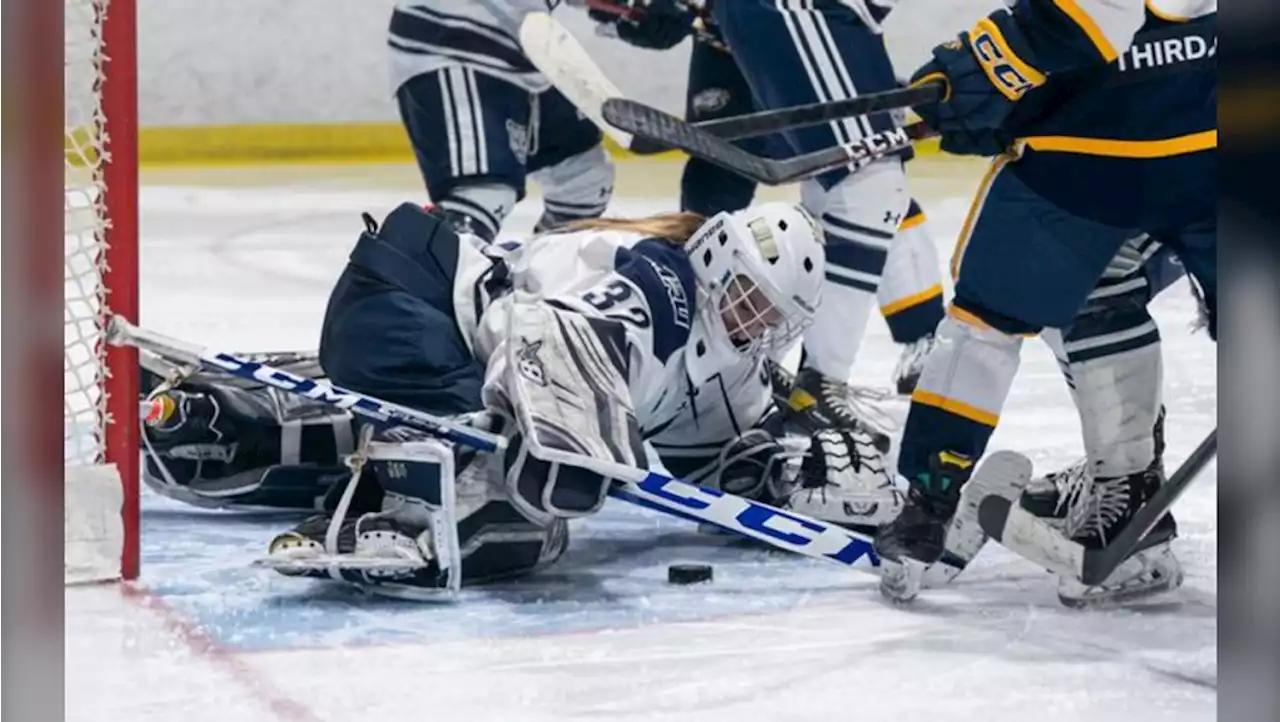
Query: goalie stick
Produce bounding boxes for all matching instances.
[977,427,1218,587]
[518,11,635,149]
[604,97,936,185]
[108,317,994,588]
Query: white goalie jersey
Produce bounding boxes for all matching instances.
[450,227,774,479]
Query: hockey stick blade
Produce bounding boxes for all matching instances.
[978,429,1218,586]
[604,97,933,185]
[625,83,943,155]
[1080,427,1217,585]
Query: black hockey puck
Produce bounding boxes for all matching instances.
[667,563,713,585]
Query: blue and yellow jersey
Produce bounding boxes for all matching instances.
[999,1,1216,230]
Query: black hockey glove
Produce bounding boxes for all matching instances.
[707,427,806,507]
[909,10,1046,155]
[590,0,694,51]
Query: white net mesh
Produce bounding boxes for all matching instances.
[65,0,127,583]
[65,0,111,469]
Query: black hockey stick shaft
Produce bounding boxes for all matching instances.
[603,95,934,185]
[1080,427,1218,585]
[627,83,943,155]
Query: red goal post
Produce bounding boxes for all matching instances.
[64,0,140,583]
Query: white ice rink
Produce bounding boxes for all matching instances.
[67,157,1217,722]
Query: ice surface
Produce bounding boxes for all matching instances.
[67,160,1216,721]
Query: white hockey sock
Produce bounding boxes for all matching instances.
[437,183,517,242]
[799,158,908,380]
[1042,270,1163,478]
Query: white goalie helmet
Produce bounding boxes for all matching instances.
[683,202,826,384]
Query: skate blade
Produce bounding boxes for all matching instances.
[1058,573,1185,610]
[1059,564,1186,610]
[879,558,926,603]
[253,554,428,574]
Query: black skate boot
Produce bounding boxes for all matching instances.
[1020,407,1166,525]
[1057,466,1183,607]
[874,451,972,565]
[266,513,359,577]
[779,366,893,454]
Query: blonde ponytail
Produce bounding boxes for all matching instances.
[548,211,708,245]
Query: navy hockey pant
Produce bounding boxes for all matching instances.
[710,0,906,189]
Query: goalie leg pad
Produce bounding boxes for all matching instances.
[483,305,647,525]
[261,431,570,599]
[396,66,540,241]
[504,432,613,524]
[141,379,356,511]
[363,437,462,589]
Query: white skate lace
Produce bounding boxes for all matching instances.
[821,376,900,436]
[1044,459,1091,516]
[1065,476,1130,546]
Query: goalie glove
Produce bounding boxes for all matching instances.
[703,425,902,530]
[789,428,905,529]
[709,428,804,504]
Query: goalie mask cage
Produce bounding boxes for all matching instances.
[65,0,140,583]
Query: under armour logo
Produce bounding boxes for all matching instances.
[883,211,902,226]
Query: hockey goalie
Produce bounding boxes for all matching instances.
[136,201,908,598]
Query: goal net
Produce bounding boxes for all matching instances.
[65,0,140,584]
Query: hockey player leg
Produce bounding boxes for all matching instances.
[1023,235,1175,525]
[711,0,910,430]
[790,159,909,429]
[396,67,530,241]
[1008,238,1188,606]
[527,87,615,232]
[878,200,946,395]
[877,158,1138,599]
[679,32,762,216]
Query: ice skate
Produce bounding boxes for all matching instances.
[1056,468,1183,608]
